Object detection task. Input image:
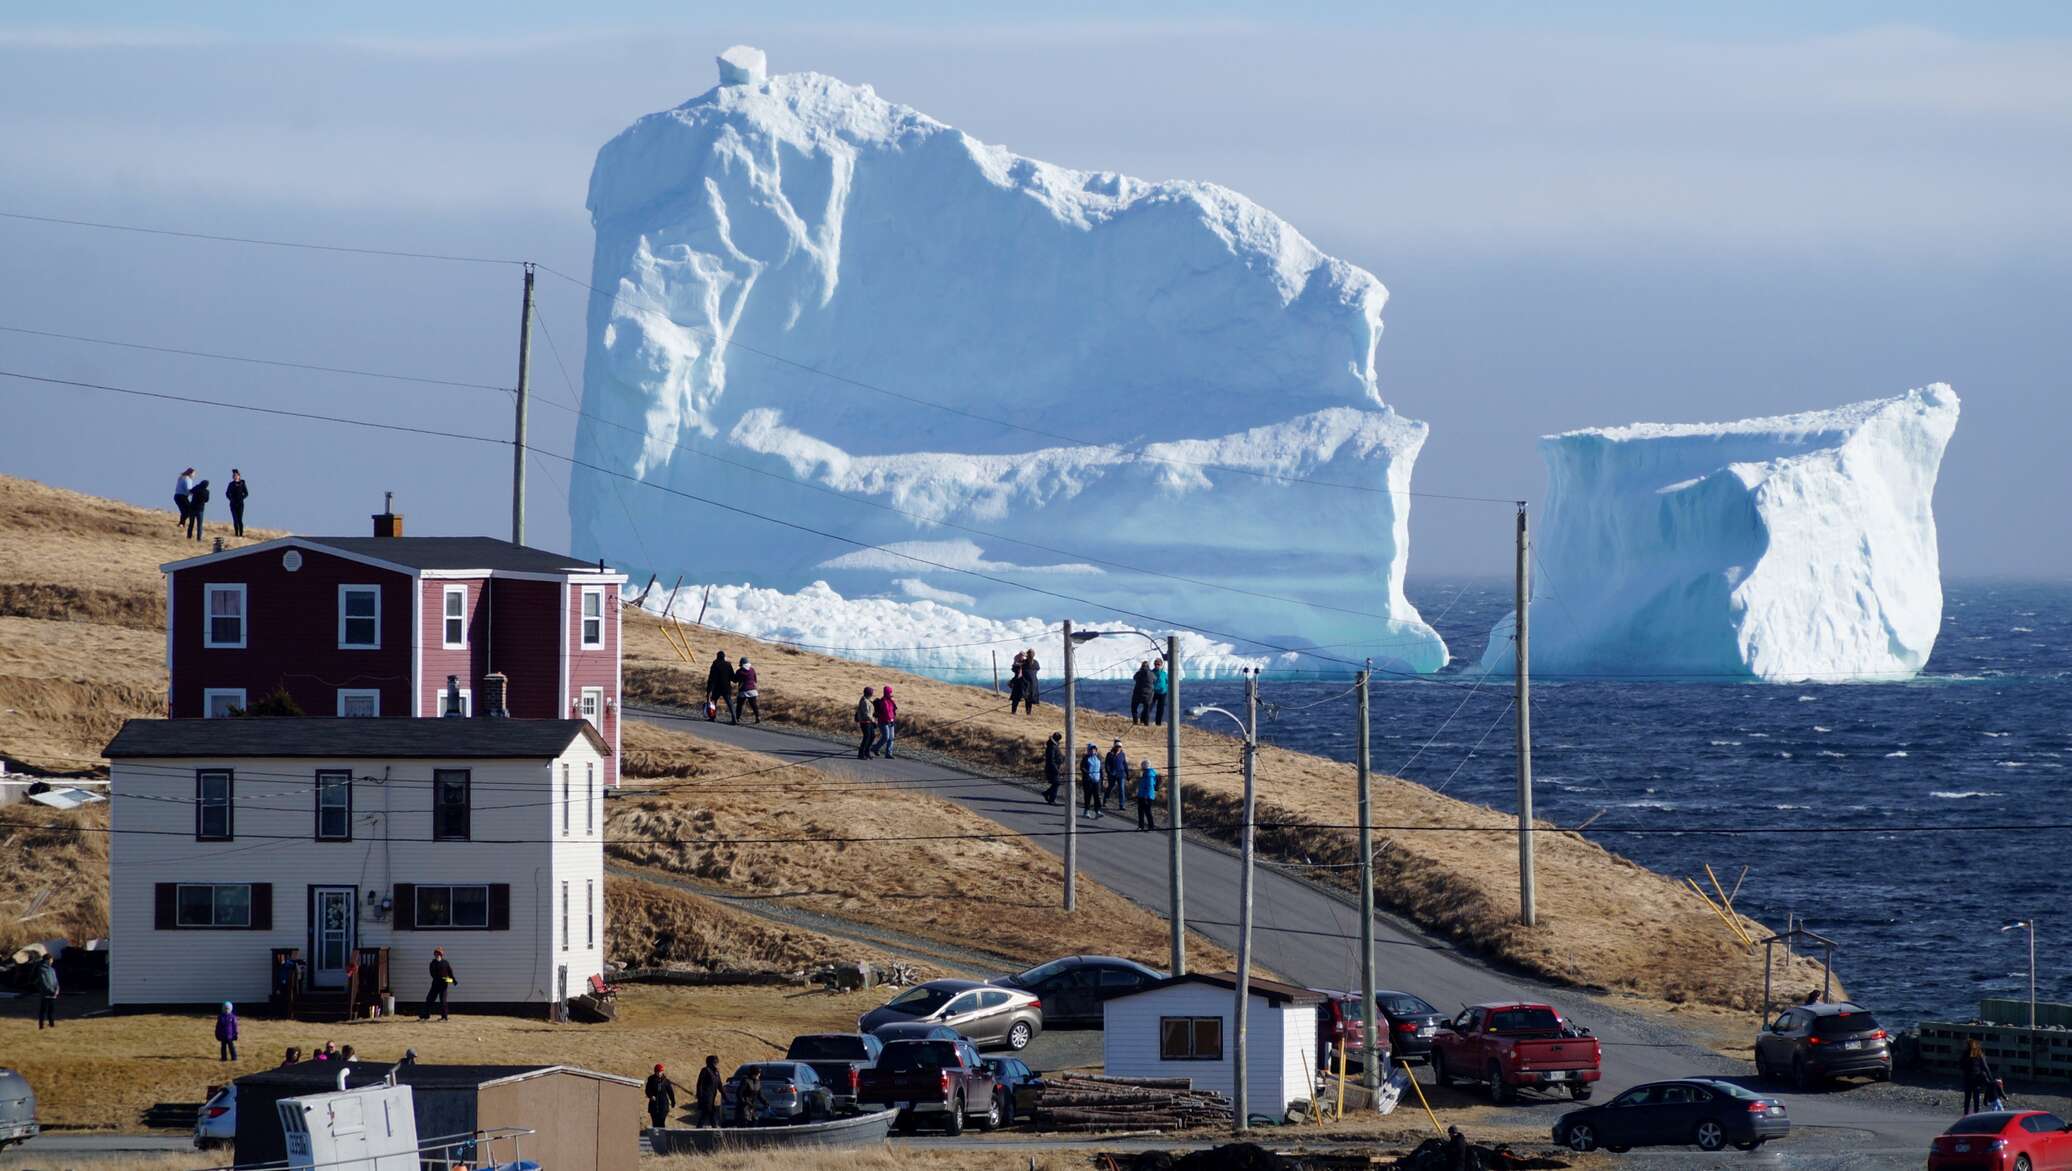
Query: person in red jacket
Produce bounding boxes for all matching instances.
[733,659,761,725]
[872,686,898,758]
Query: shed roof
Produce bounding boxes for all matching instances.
[239,1061,638,1092]
[1122,972,1324,1007]
[104,718,610,760]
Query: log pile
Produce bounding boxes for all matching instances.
[1023,1074,1230,1132]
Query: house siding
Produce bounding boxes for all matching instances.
[1101,984,1317,1113]
[486,579,564,722]
[419,577,488,715]
[108,740,607,1008]
[565,577,620,786]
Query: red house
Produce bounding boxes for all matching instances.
[162,516,627,784]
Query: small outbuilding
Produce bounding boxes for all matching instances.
[1101,972,1321,1117]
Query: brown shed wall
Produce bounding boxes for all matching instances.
[477,1070,639,1171]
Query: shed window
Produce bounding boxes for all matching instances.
[315,769,352,840]
[432,769,471,840]
[203,584,246,648]
[443,586,467,648]
[1159,1016,1224,1061]
[196,769,233,839]
[338,585,380,649]
[580,587,604,647]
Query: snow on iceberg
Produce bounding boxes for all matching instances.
[571,48,1445,677]
[1478,385,1960,682]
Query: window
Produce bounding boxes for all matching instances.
[944,992,980,1017]
[561,881,570,950]
[1159,1016,1223,1061]
[202,688,246,719]
[580,687,603,729]
[586,880,595,949]
[580,588,604,647]
[315,769,352,841]
[432,769,471,840]
[978,990,1010,1009]
[586,764,596,834]
[336,689,379,717]
[561,764,571,836]
[338,585,381,649]
[1610,1086,1659,1108]
[173,883,253,927]
[413,884,489,929]
[195,769,233,839]
[203,584,246,648]
[442,586,467,648]
[1099,969,1144,989]
[439,688,472,718]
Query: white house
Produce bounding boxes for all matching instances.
[1101,973,1321,1116]
[105,717,610,1013]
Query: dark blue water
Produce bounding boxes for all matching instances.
[1077,580,2072,1026]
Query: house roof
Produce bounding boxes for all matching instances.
[1122,972,1324,1007]
[239,1061,637,1092]
[161,535,618,577]
[104,717,610,760]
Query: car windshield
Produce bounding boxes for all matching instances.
[880,1041,959,1072]
[1945,1114,2017,1134]
[1812,1011,1880,1035]
[1488,1008,1562,1031]
[1011,958,1075,985]
[787,1036,867,1060]
[887,986,958,1015]
[1380,994,1436,1016]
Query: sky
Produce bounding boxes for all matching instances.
[2,2,2067,580]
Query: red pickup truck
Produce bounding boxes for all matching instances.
[855,1037,1001,1135]
[1429,1002,1601,1104]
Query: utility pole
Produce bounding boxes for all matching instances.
[1062,619,1077,912]
[1166,633,1185,977]
[1515,503,1537,926]
[511,262,536,546]
[1232,668,1259,1134]
[1356,665,1379,1093]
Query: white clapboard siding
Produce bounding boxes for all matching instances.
[109,738,607,1008]
[1101,982,1319,1113]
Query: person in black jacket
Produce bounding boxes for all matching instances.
[419,948,456,1021]
[185,479,210,540]
[1020,650,1041,711]
[855,688,876,759]
[705,652,737,721]
[644,1063,676,1129]
[225,470,249,537]
[694,1054,723,1127]
[1042,732,1065,804]
[1962,1039,1995,1114]
[1008,652,1028,714]
[1130,661,1153,725]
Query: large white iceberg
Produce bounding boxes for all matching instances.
[1479,385,1960,682]
[570,48,1446,675]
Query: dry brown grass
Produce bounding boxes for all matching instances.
[0,1156,198,1170]
[647,1150,1090,1171]
[607,872,918,975]
[0,802,110,957]
[624,612,1838,1010]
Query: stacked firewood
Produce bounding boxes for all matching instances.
[1023,1074,1231,1132]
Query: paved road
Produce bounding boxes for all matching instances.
[633,709,1952,1165]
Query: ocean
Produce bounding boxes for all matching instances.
[1074,579,2072,1027]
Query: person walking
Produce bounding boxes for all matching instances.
[225,469,250,537]
[705,652,737,722]
[645,1063,677,1130]
[1962,1039,1995,1114]
[1021,649,1041,710]
[420,948,457,1021]
[186,478,211,540]
[694,1055,724,1127]
[1042,732,1065,804]
[1079,743,1104,820]
[733,1065,762,1128]
[733,658,761,724]
[872,686,898,757]
[1104,739,1129,810]
[1134,761,1160,831]
[34,954,58,1028]
[1130,661,1153,725]
[1008,652,1029,714]
[215,1001,240,1062]
[1151,658,1169,726]
[173,468,195,530]
[855,688,877,759]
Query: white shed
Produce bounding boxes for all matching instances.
[1101,973,1321,1117]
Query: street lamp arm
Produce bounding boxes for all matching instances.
[1189,705,1246,738]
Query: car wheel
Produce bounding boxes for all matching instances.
[1792,1057,1813,1091]
[1000,1092,1015,1126]
[1568,1084,1592,1101]
[1430,1052,1453,1087]
[1563,1122,1598,1152]
[942,1095,964,1136]
[2013,1158,2031,1171]
[979,1096,1001,1132]
[1486,1063,1513,1105]
[1694,1120,1727,1151]
[1753,1051,1771,1081]
[1008,1021,1033,1051]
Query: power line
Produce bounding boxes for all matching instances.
[0,323,513,392]
[0,208,519,266]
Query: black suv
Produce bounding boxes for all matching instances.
[1754,1002,1891,1087]
[995,956,1163,1026]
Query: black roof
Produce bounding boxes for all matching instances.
[105,718,609,760]
[305,536,603,574]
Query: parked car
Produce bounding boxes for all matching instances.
[995,956,1163,1026]
[981,1056,1039,1125]
[1430,1002,1602,1103]
[1753,1001,1891,1087]
[857,1038,1001,1135]
[1310,989,1390,1071]
[1926,1110,2072,1170]
[857,979,1043,1051]
[721,1062,836,1126]
[869,1022,966,1045]
[194,1083,235,1149]
[783,1033,883,1112]
[1553,1078,1789,1154]
[0,1069,36,1151]
[1376,990,1447,1063]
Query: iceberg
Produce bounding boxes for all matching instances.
[1478,385,1960,682]
[570,47,1446,675]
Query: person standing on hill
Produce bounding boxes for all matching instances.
[1134,761,1160,831]
[186,478,211,540]
[1042,732,1065,804]
[1104,739,1129,810]
[872,686,898,757]
[34,954,58,1028]
[1151,658,1169,726]
[173,467,195,529]
[855,688,877,759]
[1130,661,1153,725]
[645,1063,676,1130]
[225,469,249,537]
[420,948,457,1021]
[705,651,737,722]
[1008,652,1029,714]
[1079,743,1104,820]
[694,1054,724,1127]
[733,658,761,724]
[215,1001,240,1061]
[1021,649,1041,710]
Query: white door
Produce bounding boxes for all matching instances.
[310,886,356,990]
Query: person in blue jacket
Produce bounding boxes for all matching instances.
[1151,659,1170,726]
[1078,743,1103,819]
[1134,762,1160,831]
[1104,740,1129,810]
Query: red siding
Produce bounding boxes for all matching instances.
[567,581,621,786]
[487,578,565,721]
[169,546,412,718]
[419,577,488,715]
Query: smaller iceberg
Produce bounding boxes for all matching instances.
[1479,385,1960,682]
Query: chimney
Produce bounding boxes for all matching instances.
[442,675,464,718]
[373,491,404,538]
[479,672,510,719]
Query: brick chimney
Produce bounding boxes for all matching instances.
[372,491,404,538]
[479,672,510,719]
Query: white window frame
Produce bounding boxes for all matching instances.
[202,688,246,719]
[586,879,595,950]
[579,686,603,729]
[442,585,468,649]
[561,880,570,952]
[338,584,381,650]
[586,762,596,835]
[176,882,253,928]
[438,688,472,718]
[336,688,381,717]
[203,583,247,649]
[561,763,571,837]
[411,883,490,929]
[579,587,604,648]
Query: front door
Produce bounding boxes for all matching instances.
[309,886,357,989]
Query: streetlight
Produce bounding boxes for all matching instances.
[1191,669,1259,1135]
[2001,918,2038,1031]
[1071,628,1186,976]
